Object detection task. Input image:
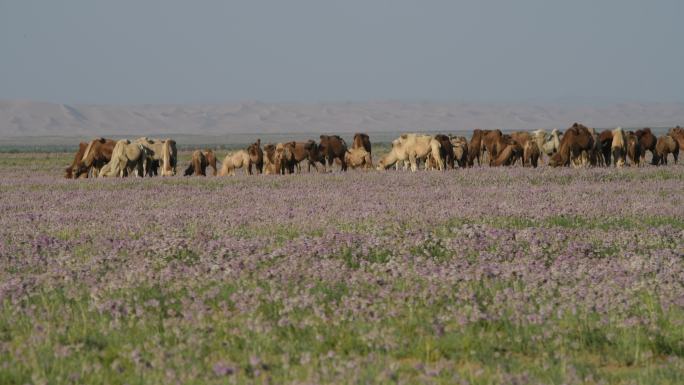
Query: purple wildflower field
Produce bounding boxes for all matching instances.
[0,153,683,384]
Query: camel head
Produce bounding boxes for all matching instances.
[548,152,563,167]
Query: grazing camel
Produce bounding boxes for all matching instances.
[134,137,177,176]
[184,149,217,176]
[433,134,455,169]
[653,135,679,165]
[625,132,641,167]
[344,147,373,170]
[65,142,89,179]
[491,139,523,167]
[549,123,595,168]
[611,127,627,167]
[523,140,540,168]
[377,134,442,172]
[450,136,469,168]
[481,130,505,166]
[219,150,252,176]
[635,128,657,164]
[319,135,349,171]
[99,140,149,177]
[531,129,562,164]
[467,129,487,167]
[79,138,117,178]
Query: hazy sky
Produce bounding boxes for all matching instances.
[2,0,683,104]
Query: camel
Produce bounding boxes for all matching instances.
[65,142,89,179]
[585,127,603,166]
[467,129,487,167]
[291,140,325,173]
[99,140,149,177]
[184,149,217,176]
[653,135,679,165]
[481,130,505,166]
[219,150,252,176]
[523,140,540,168]
[260,143,301,174]
[262,144,278,175]
[275,142,297,174]
[377,134,442,172]
[597,130,613,167]
[531,129,562,163]
[668,126,684,151]
[319,135,348,171]
[352,133,372,160]
[434,134,455,169]
[491,139,523,167]
[247,139,264,175]
[79,138,116,178]
[450,136,469,168]
[549,123,595,167]
[134,137,177,176]
[481,131,525,167]
[635,128,657,164]
[626,132,641,167]
[510,131,532,147]
[344,147,373,169]
[611,127,627,167]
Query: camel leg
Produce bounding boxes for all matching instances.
[409,153,417,172]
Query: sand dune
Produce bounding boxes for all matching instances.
[1,99,683,138]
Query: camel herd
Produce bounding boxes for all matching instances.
[64,125,683,179]
[65,137,177,179]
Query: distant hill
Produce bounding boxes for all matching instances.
[1,99,683,138]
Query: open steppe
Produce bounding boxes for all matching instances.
[0,152,683,384]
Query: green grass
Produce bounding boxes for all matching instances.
[446,215,684,231]
[1,283,682,384]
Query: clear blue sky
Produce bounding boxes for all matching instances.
[1,0,682,104]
